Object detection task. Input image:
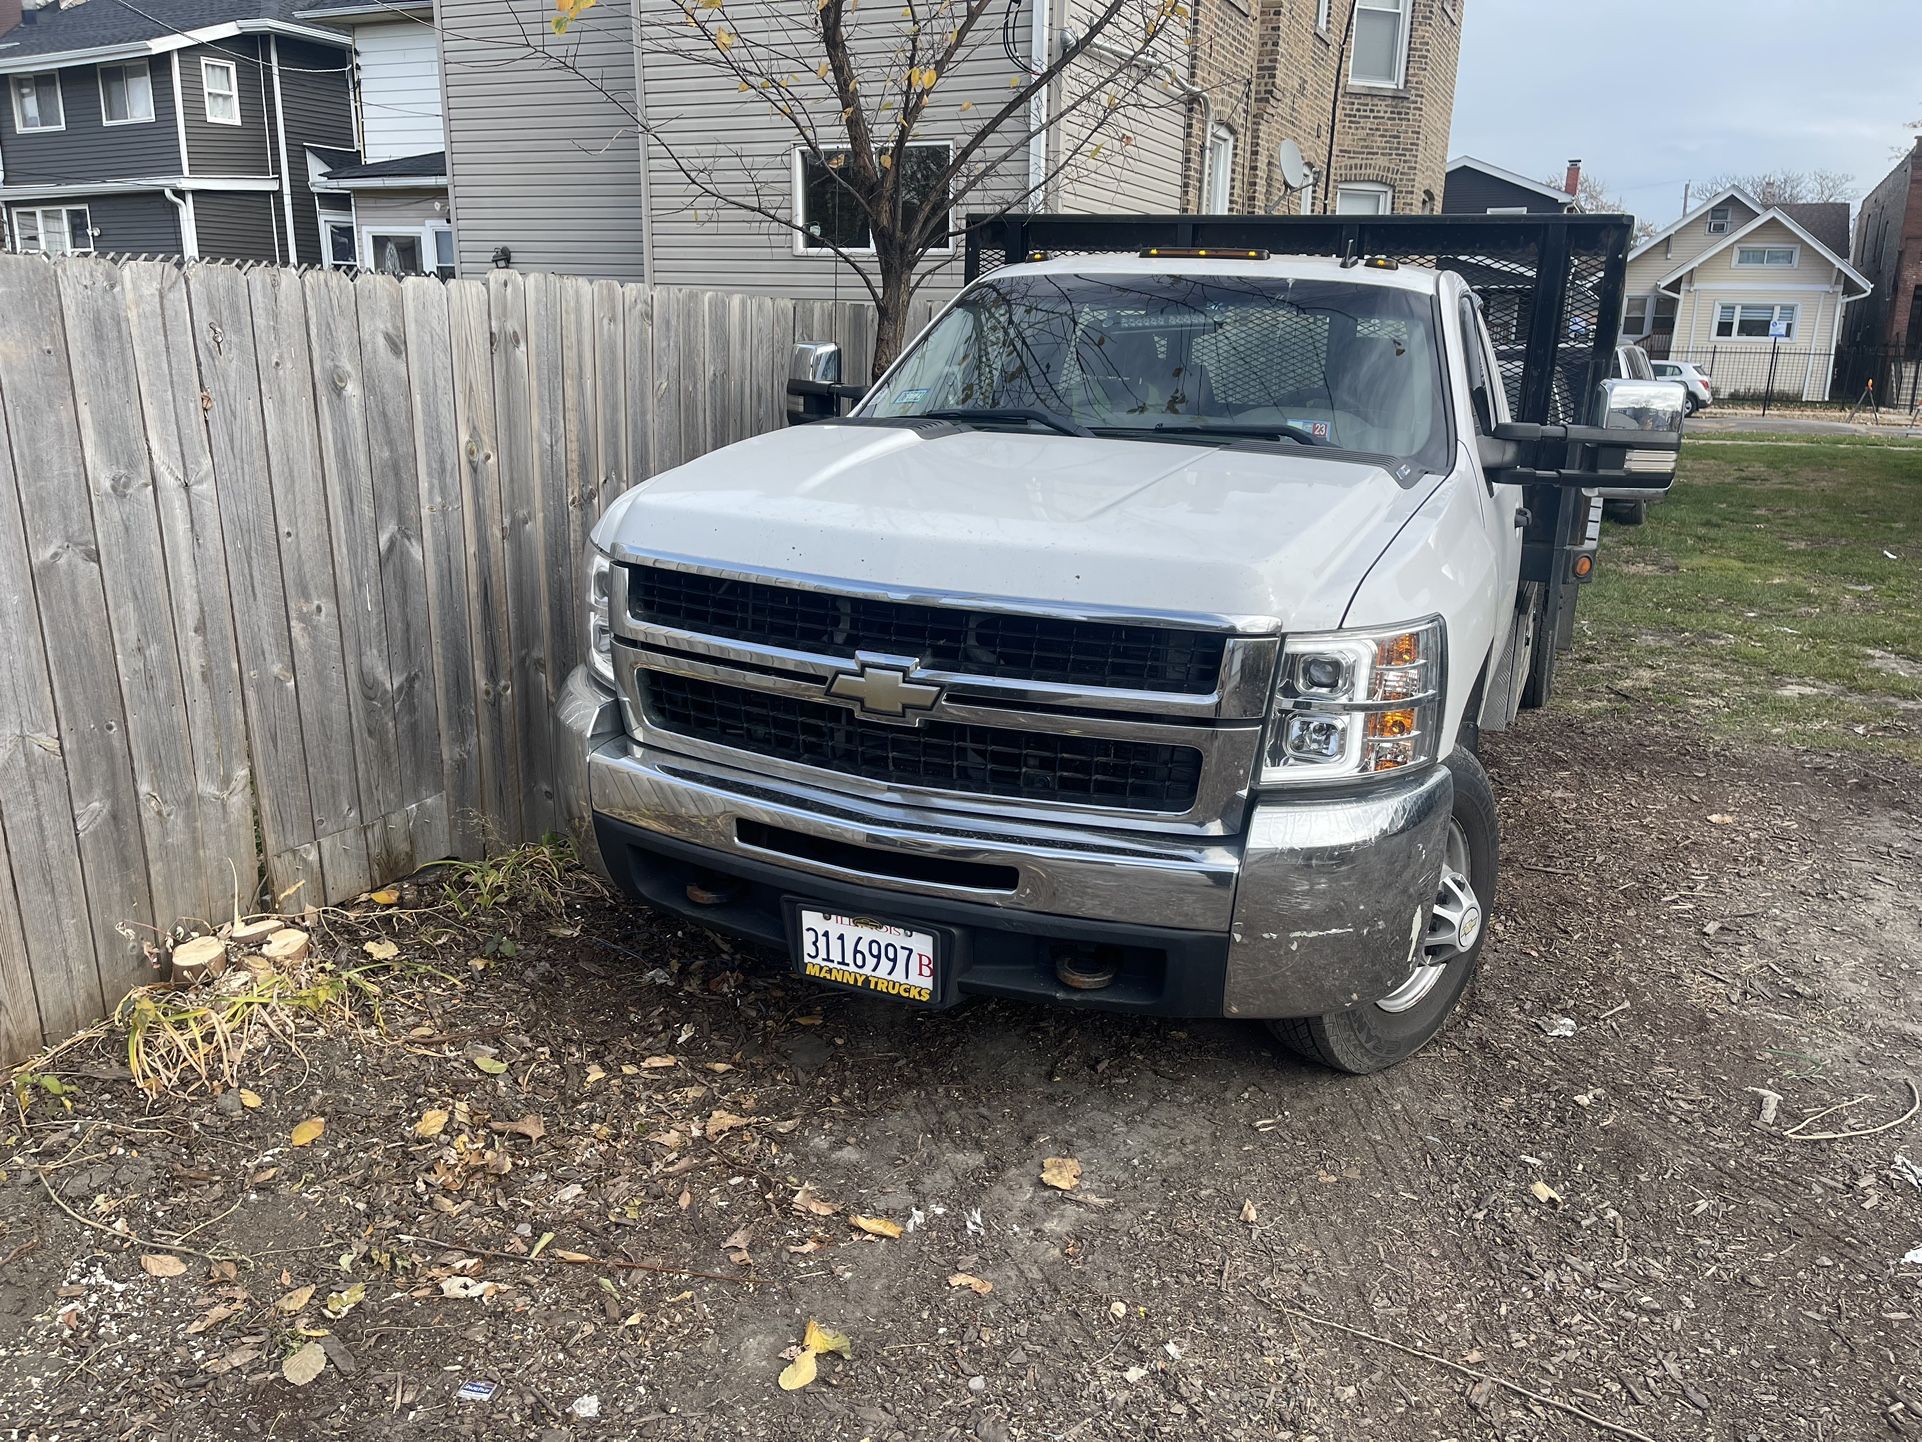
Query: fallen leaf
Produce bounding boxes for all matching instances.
[238,1088,263,1110]
[369,888,400,905]
[290,1117,326,1147]
[414,1109,450,1139]
[777,1348,818,1391]
[721,1224,756,1253]
[276,1284,316,1313]
[440,1276,499,1300]
[282,1340,327,1386]
[489,1115,546,1143]
[788,1239,823,1254]
[1040,1156,1082,1192]
[472,1056,508,1076]
[186,1301,243,1335]
[640,1055,677,1068]
[1529,1180,1565,1209]
[552,1249,595,1263]
[139,1254,188,1278]
[1239,1199,1258,1224]
[250,1166,279,1185]
[793,1184,838,1217]
[1707,813,1736,825]
[363,937,400,960]
[323,1282,366,1318]
[705,1109,751,1137]
[849,1214,902,1239]
[948,1272,993,1295]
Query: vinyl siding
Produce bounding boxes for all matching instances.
[1681,218,1843,291]
[0,58,179,186]
[1441,168,1567,214]
[354,188,447,231]
[354,20,443,162]
[192,189,279,261]
[273,39,357,267]
[1051,0,1188,216]
[8,190,181,255]
[181,39,275,175]
[439,0,646,281]
[634,0,1028,298]
[1624,194,1761,294]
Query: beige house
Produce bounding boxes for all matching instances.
[1620,185,1871,401]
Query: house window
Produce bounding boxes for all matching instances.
[12,205,93,255]
[99,62,154,125]
[1334,182,1393,215]
[201,58,240,125]
[1621,294,1653,337]
[366,230,425,274]
[1734,244,1797,268]
[795,143,951,253]
[1202,126,1235,212]
[1350,0,1409,87]
[1714,302,1796,340]
[323,219,357,266]
[1706,204,1731,235]
[1315,0,1331,32]
[10,73,64,132]
[430,223,455,278]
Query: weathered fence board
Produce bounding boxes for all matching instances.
[0,254,902,1064]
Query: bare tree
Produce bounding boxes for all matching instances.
[1700,168,1858,205]
[500,0,1192,374]
[1543,170,1655,241]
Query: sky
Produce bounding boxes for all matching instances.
[1449,0,1921,226]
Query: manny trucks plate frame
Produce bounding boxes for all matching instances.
[784,900,953,1008]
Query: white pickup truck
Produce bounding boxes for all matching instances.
[558,223,1681,1072]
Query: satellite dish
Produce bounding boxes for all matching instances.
[1276,138,1308,192]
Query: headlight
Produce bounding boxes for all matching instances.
[586,546,616,690]
[1260,617,1445,785]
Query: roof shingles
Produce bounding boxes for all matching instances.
[0,0,342,61]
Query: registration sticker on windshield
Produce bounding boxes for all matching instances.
[1286,419,1331,440]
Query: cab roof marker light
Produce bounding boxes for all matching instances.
[1138,247,1270,260]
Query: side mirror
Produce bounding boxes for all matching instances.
[1592,377,1687,496]
[785,341,842,419]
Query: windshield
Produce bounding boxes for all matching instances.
[861,270,1452,471]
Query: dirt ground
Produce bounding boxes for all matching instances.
[2,704,1920,1442]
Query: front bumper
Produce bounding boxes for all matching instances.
[558,667,1451,1020]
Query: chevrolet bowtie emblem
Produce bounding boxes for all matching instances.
[826,660,942,721]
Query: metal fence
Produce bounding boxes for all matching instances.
[1642,335,1922,412]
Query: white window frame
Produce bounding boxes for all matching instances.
[1733,244,1798,269]
[1349,0,1410,88]
[428,220,455,277]
[1485,206,1529,215]
[1315,0,1331,34]
[1202,125,1235,212]
[1713,302,1798,341]
[1334,182,1393,215]
[362,225,430,274]
[1621,294,1653,337]
[97,61,155,126]
[790,142,954,257]
[319,215,357,268]
[11,204,94,255]
[200,58,240,126]
[10,72,65,132]
[1706,204,1732,236]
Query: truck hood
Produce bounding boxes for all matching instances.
[596,424,1442,631]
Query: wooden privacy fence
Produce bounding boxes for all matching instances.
[0,252,917,1064]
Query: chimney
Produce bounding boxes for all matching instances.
[0,0,21,35]
[1564,159,1583,198]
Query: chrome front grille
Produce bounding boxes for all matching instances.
[608,555,1276,835]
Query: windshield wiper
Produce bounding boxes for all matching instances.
[1147,421,1325,446]
[922,407,1094,438]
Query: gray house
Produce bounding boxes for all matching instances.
[1442,156,1580,216]
[0,0,354,263]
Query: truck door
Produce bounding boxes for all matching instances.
[1459,291,1535,728]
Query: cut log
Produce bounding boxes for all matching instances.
[259,928,311,965]
[170,935,229,986]
[229,917,286,945]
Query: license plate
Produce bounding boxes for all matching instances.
[792,907,939,1005]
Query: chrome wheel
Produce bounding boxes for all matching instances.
[1376,818,1481,1014]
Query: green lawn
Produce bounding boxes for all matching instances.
[1564,440,1922,764]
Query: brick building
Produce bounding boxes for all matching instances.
[1182,0,1464,216]
[1846,137,1922,359]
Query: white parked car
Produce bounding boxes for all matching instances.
[1651,359,1712,415]
[559,246,1681,1073]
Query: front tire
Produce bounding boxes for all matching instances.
[1268,749,1498,1074]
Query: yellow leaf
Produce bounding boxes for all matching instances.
[1530,1180,1564,1209]
[276,1284,316,1313]
[473,1056,508,1075]
[530,1231,554,1259]
[414,1108,450,1139]
[878,152,893,170]
[849,1214,902,1239]
[552,1249,595,1263]
[641,1055,677,1068]
[803,1318,852,1357]
[777,1348,818,1391]
[363,938,399,960]
[281,1340,327,1387]
[290,1117,326,1147]
[139,1254,188,1278]
[238,1088,263,1110]
[1039,1156,1081,1191]
[323,1282,366,1318]
[369,888,399,906]
[948,1272,994,1295]
[714,26,736,50]
[959,99,974,111]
